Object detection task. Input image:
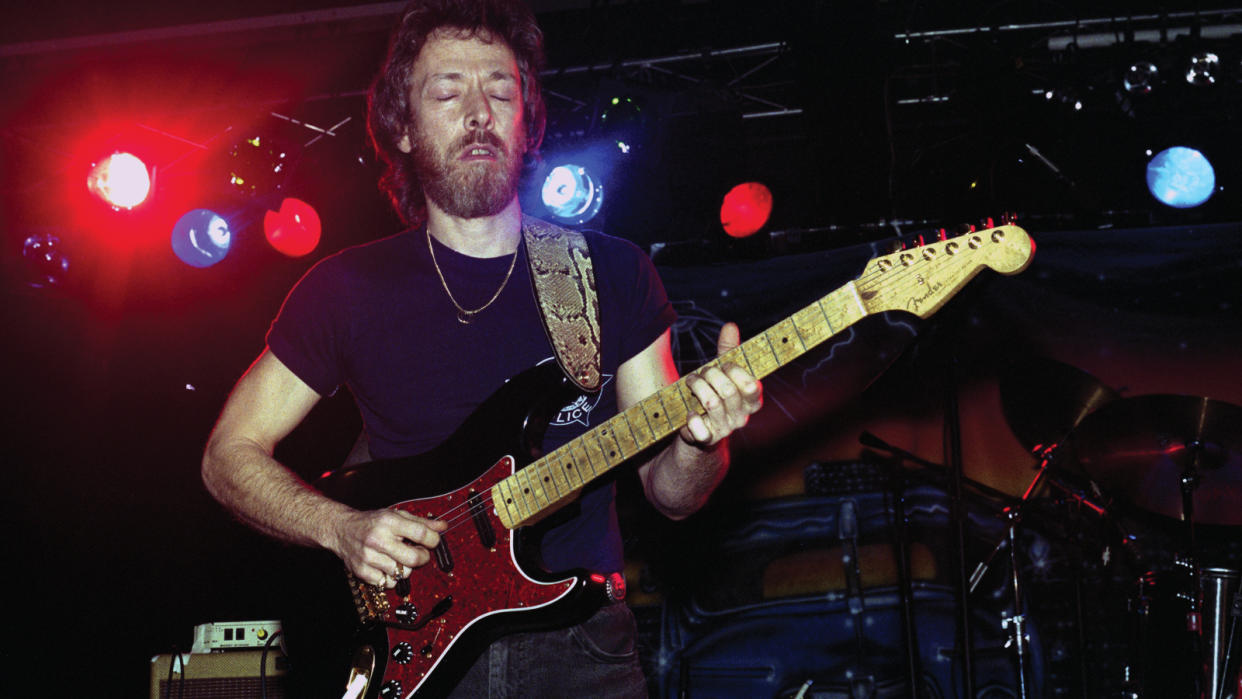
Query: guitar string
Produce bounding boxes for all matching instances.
[436,236,999,534]
[404,232,1018,544]
[421,261,941,538]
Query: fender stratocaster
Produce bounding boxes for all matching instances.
[314,225,1035,698]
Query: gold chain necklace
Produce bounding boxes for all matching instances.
[426,229,519,324]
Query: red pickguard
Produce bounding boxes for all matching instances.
[363,455,578,697]
[309,361,610,698]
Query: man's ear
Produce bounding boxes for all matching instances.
[397,130,412,154]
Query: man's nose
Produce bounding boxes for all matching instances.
[464,89,493,130]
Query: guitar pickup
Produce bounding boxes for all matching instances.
[434,538,454,573]
[468,492,497,549]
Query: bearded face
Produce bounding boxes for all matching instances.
[410,123,526,219]
[399,31,530,221]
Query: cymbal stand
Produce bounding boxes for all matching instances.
[1179,448,1202,587]
[968,446,1060,699]
[1179,450,1206,698]
[1000,509,1031,699]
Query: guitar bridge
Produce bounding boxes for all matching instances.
[348,572,391,623]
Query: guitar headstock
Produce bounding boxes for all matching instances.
[855,224,1034,318]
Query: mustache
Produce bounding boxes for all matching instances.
[458,130,506,154]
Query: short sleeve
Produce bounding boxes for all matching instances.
[587,232,677,364]
[265,258,351,397]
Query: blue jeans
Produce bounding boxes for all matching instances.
[449,601,649,698]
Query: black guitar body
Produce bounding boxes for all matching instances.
[284,362,611,698]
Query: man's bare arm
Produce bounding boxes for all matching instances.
[201,350,444,588]
[619,324,762,520]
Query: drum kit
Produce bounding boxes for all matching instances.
[993,356,1242,699]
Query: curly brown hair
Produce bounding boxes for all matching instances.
[367,0,547,226]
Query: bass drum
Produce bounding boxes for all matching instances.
[651,462,1060,698]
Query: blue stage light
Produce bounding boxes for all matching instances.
[541,164,604,224]
[1146,146,1216,209]
[171,209,232,268]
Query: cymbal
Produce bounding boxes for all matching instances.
[1000,356,1120,452]
[1068,395,1242,526]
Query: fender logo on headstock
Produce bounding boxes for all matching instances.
[908,279,945,313]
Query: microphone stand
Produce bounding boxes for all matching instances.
[860,431,1017,506]
[965,445,1069,699]
[885,452,923,696]
[860,431,995,699]
[968,447,1056,595]
[861,432,1046,699]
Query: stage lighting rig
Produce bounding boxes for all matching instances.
[264,197,321,257]
[1123,62,1159,95]
[225,133,292,197]
[720,182,773,238]
[1146,146,1216,209]
[21,232,70,288]
[541,164,605,225]
[597,94,648,154]
[170,209,232,268]
[1185,52,1220,86]
[86,152,153,210]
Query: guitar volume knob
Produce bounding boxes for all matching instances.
[391,641,415,665]
[394,603,419,625]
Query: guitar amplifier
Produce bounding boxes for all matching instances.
[149,650,288,699]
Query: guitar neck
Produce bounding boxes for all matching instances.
[490,224,1033,529]
[491,282,867,529]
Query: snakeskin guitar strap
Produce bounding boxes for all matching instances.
[522,215,602,393]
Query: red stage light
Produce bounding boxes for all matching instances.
[264,197,321,257]
[86,152,152,209]
[720,182,773,238]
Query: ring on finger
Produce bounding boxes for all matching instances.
[395,564,405,579]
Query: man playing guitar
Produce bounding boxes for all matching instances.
[200,1,762,695]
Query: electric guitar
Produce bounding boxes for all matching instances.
[314,225,1035,698]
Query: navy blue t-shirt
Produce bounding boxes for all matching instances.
[266,223,675,574]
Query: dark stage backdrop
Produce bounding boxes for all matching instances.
[4,220,1240,695]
